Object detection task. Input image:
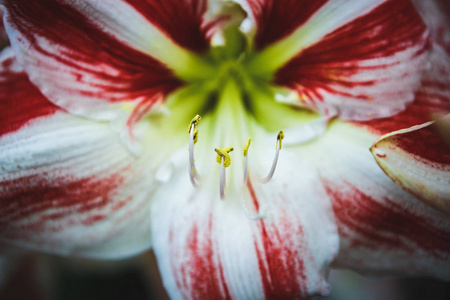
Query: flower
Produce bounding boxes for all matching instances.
[0,0,449,299]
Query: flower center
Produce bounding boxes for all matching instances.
[188,110,285,203]
[140,3,327,204]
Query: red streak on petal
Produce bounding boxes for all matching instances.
[248,0,329,50]
[388,123,450,165]
[0,172,126,236]
[111,197,132,213]
[275,0,427,102]
[82,214,107,226]
[375,153,387,158]
[248,180,307,299]
[124,0,211,53]
[0,57,58,136]
[126,92,163,134]
[5,0,183,103]
[246,176,260,212]
[172,220,231,300]
[326,181,450,259]
[357,82,450,135]
[254,222,308,300]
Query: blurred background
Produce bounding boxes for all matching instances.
[0,247,449,300]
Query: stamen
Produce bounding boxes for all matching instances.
[215,147,233,199]
[220,164,226,200]
[243,137,251,184]
[188,115,202,186]
[261,131,284,183]
[277,131,285,150]
[193,129,199,144]
[188,114,201,133]
[215,147,233,168]
[243,137,251,157]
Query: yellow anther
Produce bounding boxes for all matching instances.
[224,147,234,153]
[188,114,201,133]
[216,147,234,164]
[243,138,251,156]
[277,131,285,150]
[193,129,199,144]
[215,147,233,168]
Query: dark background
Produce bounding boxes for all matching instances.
[0,250,449,300]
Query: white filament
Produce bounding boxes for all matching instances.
[243,154,249,184]
[189,123,201,186]
[220,163,226,200]
[260,142,280,183]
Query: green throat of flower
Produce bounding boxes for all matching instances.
[139,7,323,203]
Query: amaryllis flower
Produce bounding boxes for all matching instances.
[0,0,449,299]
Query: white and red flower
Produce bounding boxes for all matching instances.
[0,0,449,299]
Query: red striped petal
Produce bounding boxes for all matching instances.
[328,180,450,280]
[246,177,317,300]
[0,48,58,137]
[356,79,450,135]
[151,150,338,299]
[4,0,183,125]
[357,0,450,134]
[275,0,429,120]
[246,0,329,50]
[0,113,155,258]
[0,51,156,257]
[124,0,211,53]
[296,121,450,279]
[371,120,450,214]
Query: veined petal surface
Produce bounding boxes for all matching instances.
[0,51,156,258]
[295,122,450,280]
[324,0,450,275]
[270,0,429,120]
[246,0,331,50]
[2,0,214,125]
[372,120,450,214]
[0,48,58,136]
[151,150,339,300]
[413,0,450,53]
[358,0,450,134]
[123,0,213,53]
[356,45,450,135]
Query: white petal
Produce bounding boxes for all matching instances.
[371,119,450,214]
[2,0,212,127]
[295,122,450,279]
[150,149,338,299]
